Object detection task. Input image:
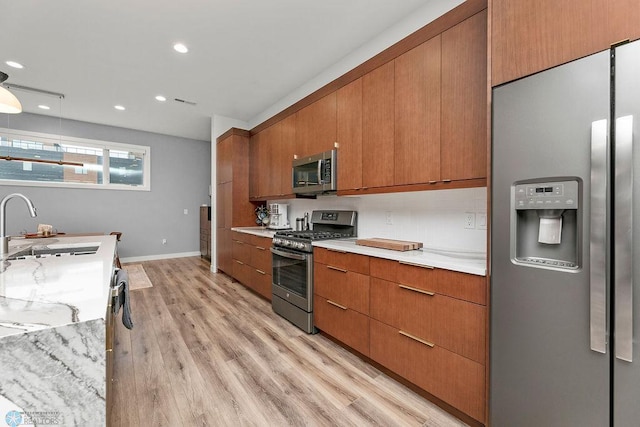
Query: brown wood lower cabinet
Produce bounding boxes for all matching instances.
[314,248,371,356]
[314,296,370,356]
[314,248,487,424]
[231,232,272,301]
[370,319,485,422]
[369,277,485,364]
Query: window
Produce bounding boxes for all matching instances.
[0,128,150,191]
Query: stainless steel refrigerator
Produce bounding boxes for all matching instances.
[491,40,640,426]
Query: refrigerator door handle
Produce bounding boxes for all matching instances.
[615,115,634,362]
[590,119,608,354]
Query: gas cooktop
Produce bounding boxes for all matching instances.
[274,230,354,241]
[272,210,357,252]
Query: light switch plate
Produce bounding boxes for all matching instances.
[477,212,487,230]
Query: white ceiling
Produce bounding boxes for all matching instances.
[1,1,461,142]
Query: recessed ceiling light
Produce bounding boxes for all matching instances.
[173,43,188,54]
[155,95,167,102]
[6,61,24,69]
[38,105,50,110]
[114,105,125,111]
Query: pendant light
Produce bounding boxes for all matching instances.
[0,71,22,114]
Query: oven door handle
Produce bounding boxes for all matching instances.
[270,247,309,261]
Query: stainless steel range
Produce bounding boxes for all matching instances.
[271,210,357,333]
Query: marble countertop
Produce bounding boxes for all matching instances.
[0,235,117,338]
[231,226,278,239]
[313,238,487,276]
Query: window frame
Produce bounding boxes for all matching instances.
[0,128,151,191]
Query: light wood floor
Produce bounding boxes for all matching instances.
[109,256,468,427]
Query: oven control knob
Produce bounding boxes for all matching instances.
[296,242,304,250]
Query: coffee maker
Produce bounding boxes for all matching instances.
[268,203,290,229]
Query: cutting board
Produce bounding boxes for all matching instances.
[355,238,423,251]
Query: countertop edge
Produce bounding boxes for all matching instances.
[231,227,278,239]
[313,240,487,276]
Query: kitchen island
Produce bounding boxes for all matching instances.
[0,235,117,426]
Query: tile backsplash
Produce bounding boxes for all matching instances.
[268,187,487,254]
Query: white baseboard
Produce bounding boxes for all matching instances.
[121,251,201,264]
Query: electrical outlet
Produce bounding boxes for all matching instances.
[477,212,487,230]
[162,238,167,245]
[464,212,476,229]
[183,209,188,215]
[385,211,393,225]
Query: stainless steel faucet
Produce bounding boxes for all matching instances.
[1,193,37,257]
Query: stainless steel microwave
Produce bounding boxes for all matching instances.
[292,149,336,195]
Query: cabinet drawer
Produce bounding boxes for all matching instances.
[314,247,370,274]
[314,263,369,315]
[314,295,369,356]
[250,268,272,301]
[370,257,486,305]
[232,239,251,264]
[232,259,252,285]
[250,235,272,249]
[251,244,271,274]
[231,231,252,244]
[370,277,485,364]
[370,319,485,423]
[370,277,433,345]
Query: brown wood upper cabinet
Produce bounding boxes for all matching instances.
[441,10,487,181]
[336,78,363,191]
[249,117,296,200]
[295,93,337,158]
[492,0,640,86]
[250,123,280,199]
[279,114,296,197]
[394,35,441,185]
[362,61,395,189]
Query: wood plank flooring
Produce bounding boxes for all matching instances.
[109,256,468,427]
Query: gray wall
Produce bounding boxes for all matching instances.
[1,113,211,259]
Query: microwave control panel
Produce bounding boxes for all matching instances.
[321,158,331,184]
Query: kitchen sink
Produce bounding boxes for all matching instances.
[7,244,100,260]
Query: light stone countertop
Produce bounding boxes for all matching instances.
[0,234,117,425]
[231,226,278,239]
[231,227,486,276]
[313,238,487,276]
[0,234,117,338]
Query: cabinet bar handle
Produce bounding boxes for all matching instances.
[234,240,244,245]
[399,330,434,348]
[590,119,608,354]
[256,246,266,251]
[235,260,244,265]
[327,300,348,310]
[327,265,348,273]
[399,284,435,296]
[256,269,266,275]
[428,180,437,184]
[615,115,634,362]
[399,261,434,269]
[442,179,452,183]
